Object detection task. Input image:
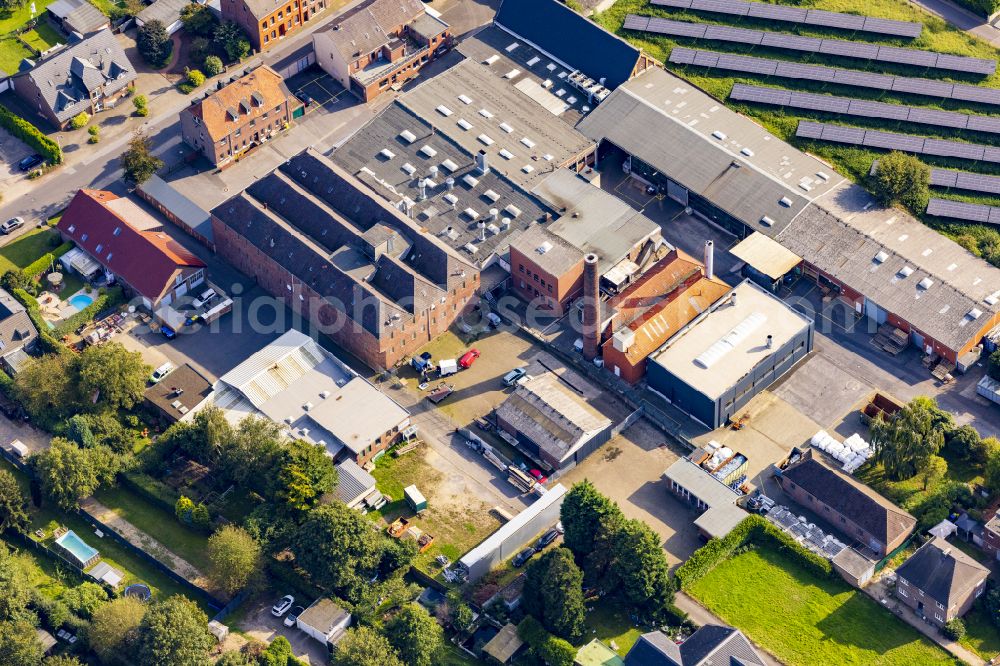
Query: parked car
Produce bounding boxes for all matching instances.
[555,520,564,535]
[512,546,537,568]
[283,605,305,628]
[149,362,174,384]
[192,288,217,309]
[502,367,527,386]
[17,154,43,172]
[459,349,480,369]
[160,325,177,340]
[536,527,560,550]
[297,92,312,106]
[1,218,24,235]
[271,595,294,617]
[529,469,548,484]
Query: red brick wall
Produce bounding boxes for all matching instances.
[510,246,582,313]
[601,342,645,384]
[224,0,326,51]
[212,216,479,370]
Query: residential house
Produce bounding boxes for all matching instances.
[983,512,1000,559]
[624,625,765,665]
[222,0,328,52]
[14,29,135,129]
[47,0,108,36]
[213,329,412,465]
[777,449,916,558]
[0,288,38,375]
[895,537,989,626]
[57,190,207,310]
[313,0,450,102]
[180,65,294,167]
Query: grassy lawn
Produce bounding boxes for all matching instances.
[595,0,1000,265]
[94,485,212,573]
[369,447,501,570]
[688,545,959,665]
[435,643,480,666]
[20,23,63,53]
[2,460,213,613]
[0,227,62,274]
[856,446,983,516]
[961,603,1000,662]
[86,0,123,16]
[585,601,643,656]
[0,0,58,74]
[0,38,31,76]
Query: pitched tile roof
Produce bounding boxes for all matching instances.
[183,65,290,142]
[58,190,205,303]
[494,0,642,90]
[781,449,916,547]
[896,536,989,608]
[624,627,765,666]
[604,250,730,363]
[47,0,108,35]
[317,0,425,61]
[0,288,37,358]
[26,29,134,123]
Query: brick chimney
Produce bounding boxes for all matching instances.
[582,253,600,361]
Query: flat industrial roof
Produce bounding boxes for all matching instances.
[651,280,811,400]
[398,58,595,190]
[730,232,802,281]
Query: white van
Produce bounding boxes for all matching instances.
[192,288,218,309]
[7,439,28,459]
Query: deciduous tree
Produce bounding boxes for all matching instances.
[521,547,586,640]
[270,439,337,512]
[136,595,213,666]
[31,438,121,509]
[0,543,32,621]
[384,603,443,666]
[180,2,217,36]
[0,618,43,666]
[919,455,948,491]
[560,479,623,579]
[14,353,78,422]
[121,133,164,186]
[137,20,172,67]
[290,503,382,602]
[870,151,930,212]
[77,342,150,410]
[60,581,108,619]
[331,626,403,666]
[89,595,146,660]
[0,468,28,533]
[870,397,948,481]
[208,525,261,595]
[214,21,251,62]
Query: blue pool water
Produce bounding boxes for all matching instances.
[55,530,99,565]
[69,294,94,310]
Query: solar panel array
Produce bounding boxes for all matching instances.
[796,120,1000,164]
[669,47,1000,106]
[730,84,1000,135]
[628,16,995,75]
[650,0,922,37]
[927,198,1000,224]
[931,168,1000,194]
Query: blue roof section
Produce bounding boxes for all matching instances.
[494,0,641,89]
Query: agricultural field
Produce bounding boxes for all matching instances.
[597,0,1000,265]
[688,544,960,665]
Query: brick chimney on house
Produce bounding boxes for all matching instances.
[582,253,600,361]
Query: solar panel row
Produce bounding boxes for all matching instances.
[796,121,1000,167]
[650,0,922,37]
[669,48,1000,105]
[926,199,1000,224]
[635,16,995,74]
[730,83,1000,135]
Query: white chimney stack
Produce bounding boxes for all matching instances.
[476,150,489,175]
[418,178,427,200]
[478,220,486,241]
[446,177,455,190]
[704,240,714,280]
[766,334,773,349]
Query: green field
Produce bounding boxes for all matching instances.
[688,545,959,665]
[596,0,1000,265]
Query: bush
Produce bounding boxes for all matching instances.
[674,515,833,590]
[953,0,1000,16]
[0,105,61,165]
[133,94,149,117]
[943,618,966,640]
[187,69,206,87]
[204,55,223,76]
[11,287,62,352]
[88,126,100,144]
[517,616,576,666]
[69,112,90,130]
[51,286,125,338]
[869,152,930,213]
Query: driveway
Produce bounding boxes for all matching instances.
[0,127,33,197]
[0,413,49,455]
[236,598,329,665]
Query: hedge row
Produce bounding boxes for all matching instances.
[121,470,181,515]
[22,242,74,280]
[674,515,833,590]
[51,286,124,338]
[952,0,999,17]
[0,105,61,165]
[12,287,63,353]
[517,616,577,666]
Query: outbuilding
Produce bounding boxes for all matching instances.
[296,598,351,647]
[404,485,427,512]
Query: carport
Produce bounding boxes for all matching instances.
[730,232,802,290]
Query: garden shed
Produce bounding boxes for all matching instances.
[405,485,427,512]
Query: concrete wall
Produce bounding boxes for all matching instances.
[459,484,566,581]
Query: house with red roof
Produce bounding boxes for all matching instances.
[57,190,207,310]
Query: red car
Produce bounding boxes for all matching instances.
[529,469,548,484]
[459,349,480,369]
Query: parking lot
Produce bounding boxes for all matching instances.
[236,598,328,665]
[0,127,32,195]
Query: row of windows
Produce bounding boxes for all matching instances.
[517,264,553,292]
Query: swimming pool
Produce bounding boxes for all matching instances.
[69,294,94,310]
[54,530,100,567]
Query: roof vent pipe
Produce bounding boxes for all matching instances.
[478,220,487,241]
[704,240,714,280]
[476,150,489,175]
[446,177,455,190]
[766,334,773,349]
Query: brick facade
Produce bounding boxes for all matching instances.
[211,218,479,370]
[509,245,582,314]
[222,0,327,52]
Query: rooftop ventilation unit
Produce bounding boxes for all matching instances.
[537,241,553,254]
[873,251,888,264]
[479,109,493,118]
[985,291,1000,306]
[898,266,914,278]
[499,149,514,160]
[399,130,416,143]
[484,189,500,202]
[380,148,395,159]
[816,172,830,181]
[969,308,983,320]
[760,216,774,227]
[419,145,437,158]
[478,134,494,146]
[402,163,415,175]
[457,118,473,131]
[521,137,536,148]
[712,131,727,140]
[522,165,535,174]
[918,277,934,290]
[441,159,458,172]
[436,105,453,116]
[499,122,513,133]
[779,197,792,207]
[458,94,473,104]
[463,208,479,219]
[504,69,520,79]
[463,174,479,188]
[740,147,754,157]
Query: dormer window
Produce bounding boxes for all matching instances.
[113,227,121,236]
[96,244,103,253]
